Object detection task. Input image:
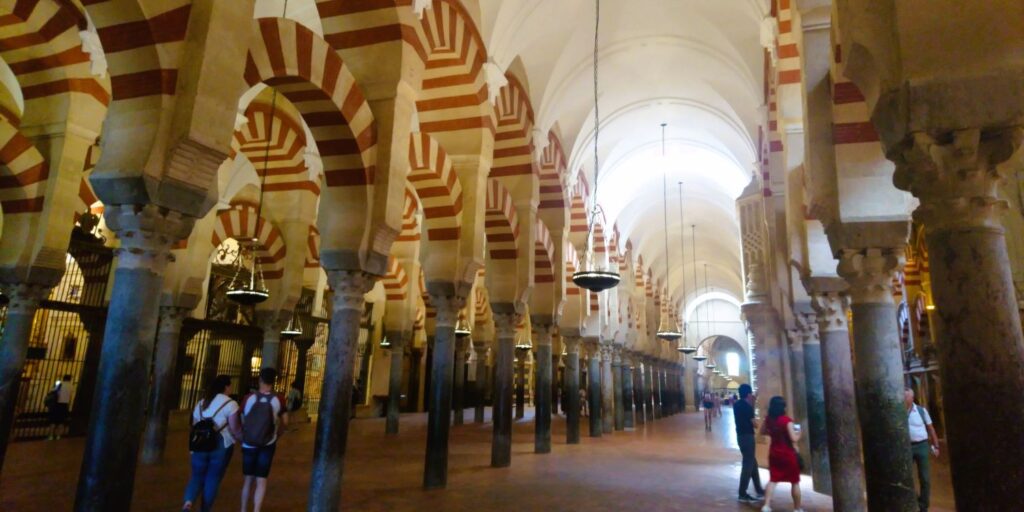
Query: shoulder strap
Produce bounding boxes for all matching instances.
[916,404,927,425]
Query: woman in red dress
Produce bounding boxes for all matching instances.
[759,396,803,512]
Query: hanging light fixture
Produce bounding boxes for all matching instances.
[676,180,696,354]
[705,360,717,370]
[280,312,302,340]
[656,124,682,343]
[692,353,707,362]
[454,310,471,338]
[380,336,392,349]
[227,90,280,306]
[572,0,620,293]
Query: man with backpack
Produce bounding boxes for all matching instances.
[231,368,288,512]
[905,387,940,512]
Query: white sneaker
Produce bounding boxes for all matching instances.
[760,507,771,512]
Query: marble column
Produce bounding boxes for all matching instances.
[141,306,190,465]
[652,361,663,419]
[563,336,581,444]
[838,246,916,511]
[644,358,656,422]
[634,358,646,425]
[473,342,488,424]
[679,365,687,412]
[551,352,560,415]
[786,327,811,471]
[452,336,469,426]
[532,318,553,454]
[622,355,634,429]
[612,347,624,431]
[0,282,50,476]
[798,312,832,495]
[514,348,527,420]
[306,271,376,510]
[385,331,408,435]
[894,129,1024,508]
[599,344,614,434]
[811,290,866,511]
[490,307,516,468]
[73,206,191,510]
[254,310,287,370]
[70,311,107,437]
[422,288,465,488]
[586,342,602,437]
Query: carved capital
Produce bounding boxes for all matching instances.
[429,293,466,328]
[493,310,518,339]
[612,346,623,365]
[157,306,190,335]
[532,320,554,346]
[837,247,902,304]
[893,127,1024,234]
[562,335,581,354]
[600,343,613,361]
[797,312,820,345]
[327,270,377,312]
[811,292,849,333]
[105,204,194,272]
[0,282,50,314]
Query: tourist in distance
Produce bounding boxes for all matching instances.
[734,384,765,504]
[905,387,940,512]
[45,374,74,440]
[234,368,289,512]
[759,396,803,512]
[702,390,714,431]
[182,374,238,512]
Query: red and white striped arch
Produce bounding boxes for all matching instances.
[491,74,534,177]
[382,256,408,302]
[538,130,567,210]
[408,131,461,241]
[473,285,491,326]
[564,241,579,297]
[245,17,376,191]
[0,117,46,214]
[416,0,491,136]
[317,0,427,62]
[483,177,518,260]
[568,175,589,237]
[211,202,287,280]
[305,225,320,268]
[534,218,554,284]
[233,98,320,195]
[396,185,420,243]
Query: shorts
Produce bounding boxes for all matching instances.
[703,402,714,409]
[241,443,277,478]
[48,403,69,424]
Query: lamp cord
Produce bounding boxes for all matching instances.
[661,124,670,319]
[588,0,602,231]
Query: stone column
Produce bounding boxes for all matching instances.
[811,290,866,511]
[532,318,553,453]
[551,351,561,415]
[652,361,663,419]
[140,306,190,465]
[786,327,811,470]
[70,311,107,437]
[894,129,1024,508]
[0,282,50,475]
[612,347,624,431]
[255,309,287,370]
[306,271,376,510]
[422,288,465,488]
[385,331,408,435]
[586,341,602,437]
[514,348,527,420]
[644,358,656,422]
[473,342,488,424]
[622,354,634,429]
[599,344,614,434]
[452,335,469,426]
[562,336,582,443]
[798,312,832,495]
[634,357,646,425]
[838,245,916,511]
[491,307,516,467]
[742,303,785,419]
[73,206,191,510]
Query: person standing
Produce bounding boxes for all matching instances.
[702,390,714,431]
[734,384,765,503]
[905,387,939,512]
[45,374,74,440]
[234,368,288,512]
[760,396,803,512]
[182,375,238,512]
[286,381,303,412]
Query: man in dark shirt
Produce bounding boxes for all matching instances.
[734,383,764,503]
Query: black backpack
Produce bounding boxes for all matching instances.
[44,383,61,409]
[242,393,278,447]
[189,399,229,452]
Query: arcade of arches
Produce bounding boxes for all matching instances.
[0,0,1020,510]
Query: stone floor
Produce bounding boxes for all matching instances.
[2,406,955,511]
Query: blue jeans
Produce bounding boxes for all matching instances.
[184,443,234,511]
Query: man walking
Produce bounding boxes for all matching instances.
[734,383,764,503]
[232,368,288,512]
[905,387,939,512]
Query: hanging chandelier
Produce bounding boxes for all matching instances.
[454,311,471,338]
[692,353,707,362]
[655,124,682,342]
[227,90,279,306]
[572,0,620,293]
[380,336,392,348]
[280,312,302,339]
[705,361,717,370]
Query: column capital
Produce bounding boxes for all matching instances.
[384,330,409,349]
[797,311,821,345]
[599,343,614,361]
[492,303,518,339]
[0,282,50,314]
[472,342,489,356]
[837,247,902,305]
[157,306,191,334]
[327,270,377,312]
[811,291,850,333]
[105,204,194,272]
[562,335,582,354]
[893,127,1023,234]
[531,317,555,346]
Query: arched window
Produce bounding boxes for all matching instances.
[726,352,740,376]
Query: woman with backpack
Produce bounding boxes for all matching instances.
[182,374,239,512]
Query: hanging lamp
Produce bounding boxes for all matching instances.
[572,0,620,293]
[676,181,696,354]
[227,90,280,306]
[655,124,682,342]
[380,336,392,348]
[280,312,302,339]
[692,353,707,362]
[454,310,472,338]
[705,360,717,370]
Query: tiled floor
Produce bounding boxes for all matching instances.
[1,407,954,511]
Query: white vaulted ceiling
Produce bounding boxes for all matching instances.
[478,0,766,310]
